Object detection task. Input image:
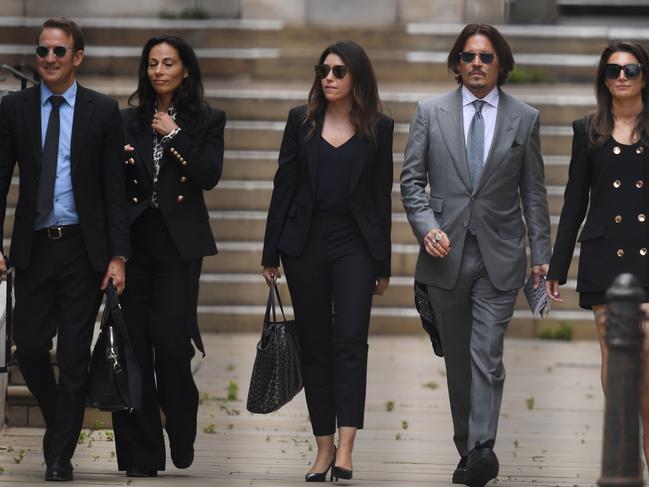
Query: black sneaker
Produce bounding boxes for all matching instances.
[464,440,498,487]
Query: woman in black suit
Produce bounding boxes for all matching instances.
[112,35,225,477]
[262,41,394,482]
[546,41,649,465]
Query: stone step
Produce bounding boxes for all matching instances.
[203,241,584,280]
[196,272,584,309]
[195,305,596,338]
[221,121,575,155]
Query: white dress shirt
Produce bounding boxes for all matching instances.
[462,85,499,165]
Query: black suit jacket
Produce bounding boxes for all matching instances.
[548,115,649,292]
[121,106,225,261]
[262,105,394,277]
[0,84,130,271]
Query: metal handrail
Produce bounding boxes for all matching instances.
[0,64,39,89]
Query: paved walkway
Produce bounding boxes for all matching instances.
[0,334,618,486]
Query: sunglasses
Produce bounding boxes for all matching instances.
[314,64,349,80]
[604,63,643,79]
[35,45,70,58]
[459,52,495,64]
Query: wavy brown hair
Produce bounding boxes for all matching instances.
[590,42,649,149]
[305,41,382,144]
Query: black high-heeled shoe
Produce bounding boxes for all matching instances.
[305,447,336,482]
[331,465,353,481]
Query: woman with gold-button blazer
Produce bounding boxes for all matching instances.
[113,35,225,477]
[546,41,649,464]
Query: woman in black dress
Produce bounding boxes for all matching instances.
[262,41,394,481]
[113,35,225,477]
[546,41,649,465]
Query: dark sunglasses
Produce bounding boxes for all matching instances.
[459,52,495,64]
[314,64,349,80]
[35,45,69,58]
[604,63,643,79]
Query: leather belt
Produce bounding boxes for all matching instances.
[37,224,81,240]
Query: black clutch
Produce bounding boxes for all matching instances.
[414,280,443,357]
[87,281,142,412]
[246,277,302,414]
[523,273,551,319]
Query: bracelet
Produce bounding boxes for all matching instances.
[161,127,181,144]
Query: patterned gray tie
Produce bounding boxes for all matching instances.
[467,99,486,191]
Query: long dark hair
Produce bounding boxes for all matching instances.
[590,41,649,149]
[305,41,382,145]
[128,35,208,134]
[447,24,514,87]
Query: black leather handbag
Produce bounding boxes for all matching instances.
[246,277,302,414]
[87,281,142,412]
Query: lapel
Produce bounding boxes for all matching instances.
[437,88,472,192]
[305,122,322,191]
[24,87,42,170]
[70,85,94,177]
[474,90,521,193]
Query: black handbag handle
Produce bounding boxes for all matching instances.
[263,277,287,326]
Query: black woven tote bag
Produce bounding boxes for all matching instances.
[246,277,302,414]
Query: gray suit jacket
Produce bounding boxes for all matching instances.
[400,87,551,291]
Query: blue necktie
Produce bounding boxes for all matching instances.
[467,99,485,191]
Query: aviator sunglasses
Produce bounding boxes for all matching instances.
[35,45,70,58]
[314,64,349,80]
[459,52,495,64]
[604,63,643,79]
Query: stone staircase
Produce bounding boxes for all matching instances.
[2,17,647,425]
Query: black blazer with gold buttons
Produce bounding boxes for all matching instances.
[262,104,394,277]
[548,115,649,293]
[121,107,225,261]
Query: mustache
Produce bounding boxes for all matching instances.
[469,69,485,75]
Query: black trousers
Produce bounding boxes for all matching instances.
[281,211,377,436]
[112,208,199,471]
[13,230,102,465]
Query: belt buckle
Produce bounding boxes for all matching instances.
[46,226,63,240]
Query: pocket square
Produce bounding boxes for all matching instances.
[523,274,550,318]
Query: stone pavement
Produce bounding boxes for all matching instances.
[0,333,616,486]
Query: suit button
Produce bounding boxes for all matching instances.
[614,215,622,223]
[617,249,625,257]
[132,197,138,204]
[613,179,622,188]
[637,180,644,188]
[639,214,646,222]
[177,195,184,203]
[642,248,648,256]
[180,176,187,183]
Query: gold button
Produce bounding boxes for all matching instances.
[613,180,622,188]
[132,197,138,204]
[132,179,138,185]
[171,148,177,154]
[642,248,648,256]
[617,249,625,257]
[639,214,646,222]
[614,215,622,223]
[181,160,188,166]
[180,176,187,183]
[613,146,621,155]
[637,146,645,154]
[177,195,184,203]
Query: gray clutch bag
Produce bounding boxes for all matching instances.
[523,274,550,319]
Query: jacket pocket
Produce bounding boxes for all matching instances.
[578,223,606,242]
[428,196,443,213]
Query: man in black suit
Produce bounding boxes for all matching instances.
[0,17,129,481]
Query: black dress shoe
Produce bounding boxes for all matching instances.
[331,465,353,481]
[126,466,158,477]
[45,460,73,482]
[305,446,335,482]
[171,444,194,469]
[452,456,467,484]
[464,440,499,487]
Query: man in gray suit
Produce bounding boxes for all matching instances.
[401,24,551,487]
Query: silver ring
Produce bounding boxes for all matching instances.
[435,233,443,242]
